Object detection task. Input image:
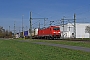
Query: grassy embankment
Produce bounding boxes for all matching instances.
[0,39,90,60]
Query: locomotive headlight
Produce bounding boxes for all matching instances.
[53,32,56,33]
[58,32,60,33]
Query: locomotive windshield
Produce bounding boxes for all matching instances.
[53,28,60,30]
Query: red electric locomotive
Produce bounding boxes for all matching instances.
[38,26,61,39]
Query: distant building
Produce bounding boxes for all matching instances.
[15,33,19,38]
[60,23,90,38]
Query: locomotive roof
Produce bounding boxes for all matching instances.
[50,26,60,27]
[39,26,60,30]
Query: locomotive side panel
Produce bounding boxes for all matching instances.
[37,26,61,39]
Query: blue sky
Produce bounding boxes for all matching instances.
[0,0,90,32]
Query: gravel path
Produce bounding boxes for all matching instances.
[32,42,90,52]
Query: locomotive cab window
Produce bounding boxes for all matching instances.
[53,28,60,30]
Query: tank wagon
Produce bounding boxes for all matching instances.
[32,26,61,39]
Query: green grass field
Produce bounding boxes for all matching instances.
[0,39,90,60]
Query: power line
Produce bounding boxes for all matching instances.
[22,15,24,37]
[29,12,48,39]
[14,21,16,37]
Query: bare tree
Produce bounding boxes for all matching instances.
[0,26,5,38]
[0,26,13,38]
[85,26,90,38]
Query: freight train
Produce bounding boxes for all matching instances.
[32,26,61,39]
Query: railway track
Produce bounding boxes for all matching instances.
[33,38,90,43]
[63,39,90,42]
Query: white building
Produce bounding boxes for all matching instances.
[60,23,90,38]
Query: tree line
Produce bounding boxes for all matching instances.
[0,26,13,38]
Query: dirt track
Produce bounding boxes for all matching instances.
[32,42,90,52]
